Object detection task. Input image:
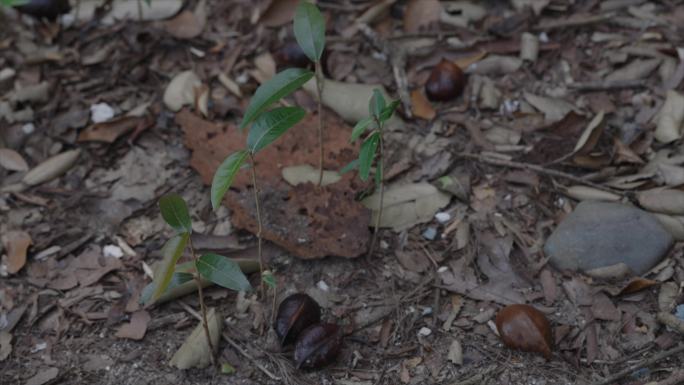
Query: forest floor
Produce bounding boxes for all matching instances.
[2,1,684,384]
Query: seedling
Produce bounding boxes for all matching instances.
[212,70,311,294]
[293,0,326,186]
[348,90,400,257]
[144,194,251,367]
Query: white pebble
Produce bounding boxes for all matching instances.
[435,212,451,223]
[103,245,124,259]
[418,327,432,337]
[90,103,115,123]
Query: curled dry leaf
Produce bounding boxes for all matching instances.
[410,89,436,120]
[655,90,684,143]
[2,231,31,275]
[163,70,203,112]
[425,59,465,102]
[495,304,553,359]
[275,293,321,346]
[164,0,207,39]
[564,185,621,202]
[637,188,684,215]
[170,308,222,369]
[294,323,342,369]
[403,0,442,33]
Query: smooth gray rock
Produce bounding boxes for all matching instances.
[544,201,673,276]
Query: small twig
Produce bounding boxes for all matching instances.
[358,23,412,118]
[568,79,645,91]
[534,13,612,31]
[315,61,325,186]
[187,238,216,368]
[590,344,684,385]
[458,152,624,195]
[248,154,265,295]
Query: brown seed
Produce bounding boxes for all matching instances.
[294,323,342,370]
[274,41,312,70]
[274,293,321,346]
[425,58,465,102]
[495,304,553,359]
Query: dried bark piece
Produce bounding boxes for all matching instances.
[275,293,321,346]
[495,304,553,359]
[294,323,342,369]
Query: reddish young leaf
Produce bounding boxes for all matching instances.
[274,293,321,346]
[294,323,342,369]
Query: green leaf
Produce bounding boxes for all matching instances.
[293,1,326,62]
[240,68,314,129]
[159,194,192,233]
[359,132,379,181]
[196,253,252,292]
[2,0,28,6]
[350,116,374,143]
[262,270,276,289]
[340,159,359,174]
[380,100,400,121]
[140,271,194,305]
[247,107,306,154]
[369,89,386,119]
[211,150,249,211]
[146,233,189,304]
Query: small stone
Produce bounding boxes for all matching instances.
[675,304,684,321]
[544,201,673,276]
[90,103,115,123]
[418,327,432,337]
[435,212,451,223]
[103,245,123,259]
[422,227,437,240]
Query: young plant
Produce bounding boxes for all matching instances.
[212,70,311,292]
[348,90,399,257]
[293,0,326,186]
[145,194,251,367]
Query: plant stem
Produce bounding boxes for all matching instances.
[137,0,143,21]
[314,61,325,187]
[367,122,385,258]
[188,237,216,368]
[248,154,265,295]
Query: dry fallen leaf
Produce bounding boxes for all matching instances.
[78,116,143,143]
[654,90,684,143]
[164,0,207,39]
[361,183,451,231]
[22,149,81,187]
[637,188,684,215]
[70,0,183,23]
[0,148,29,172]
[25,367,59,385]
[163,70,203,112]
[404,0,442,33]
[282,165,341,186]
[410,89,436,120]
[524,92,577,123]
[0,332,11,361]
[447,339,463,365]
[2,230,31,274]
[115,310,151,340]
[170,308,222,369]
[260,0,299,27]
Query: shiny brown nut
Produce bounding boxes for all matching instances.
[274,293,321,346]
[274,41,312,70]
[495,304,553,360]
[294,323,342,370]
[425,58,465,102]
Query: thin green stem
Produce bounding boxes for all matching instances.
[315,61,325,187]
[188,236,216,368]
[367,121,385,258]
[249,154,265,295]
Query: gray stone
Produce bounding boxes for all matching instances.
[544,201,673,276]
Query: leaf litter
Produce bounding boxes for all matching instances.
[3,1,684,385]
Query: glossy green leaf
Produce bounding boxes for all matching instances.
[369,89,386,119]
[359,132,379,181]
[159,194,192,233]
[380,100,400,121]
[247,107,306,154]
[340,159,359,174]
[140,271,194,305]
[196,253,252,292]
[146,233,189,304]
[293,1,326,62]
[350,116,374,143]
[240,68,314,129]
[211,150,249,211]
